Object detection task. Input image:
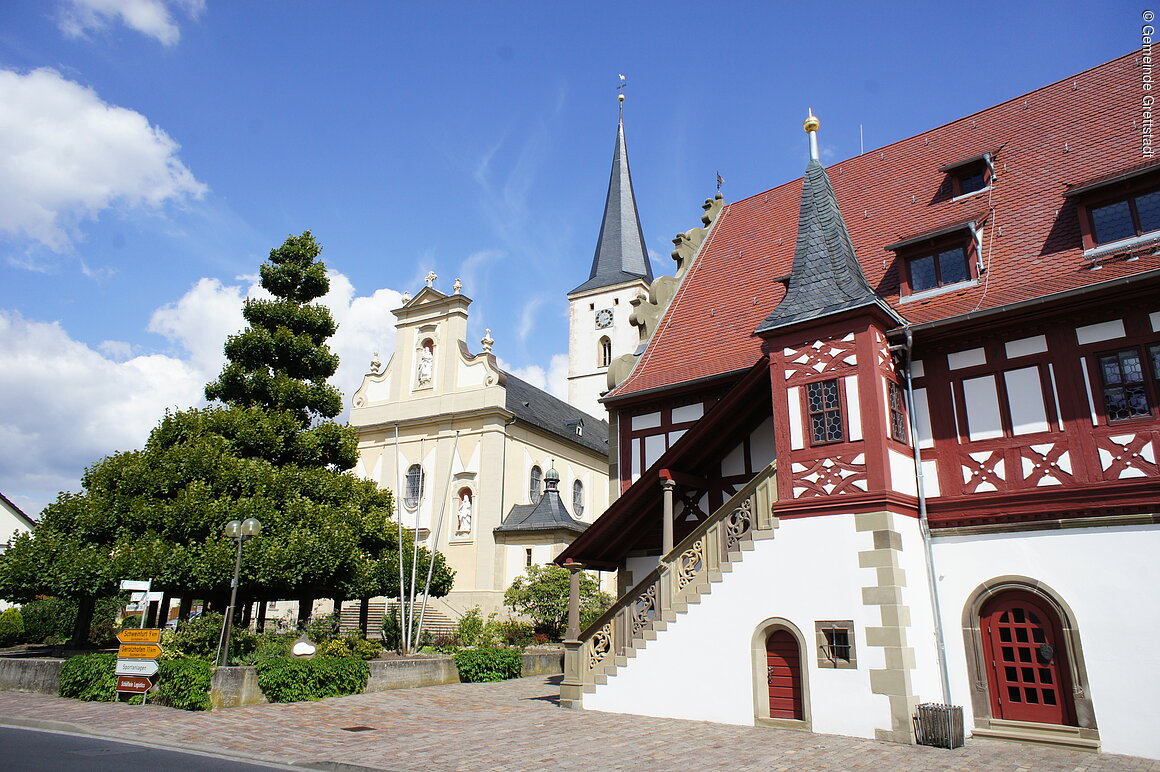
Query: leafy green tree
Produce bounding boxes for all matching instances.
[0,233,453,644]
[503,564,612,640]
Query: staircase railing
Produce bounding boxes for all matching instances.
[561,461,777,702]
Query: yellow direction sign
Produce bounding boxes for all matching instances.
[117,628,161,644]
[117,643,163,659]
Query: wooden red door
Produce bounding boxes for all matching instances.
[765,630,803,720]
[981,591,1074,725]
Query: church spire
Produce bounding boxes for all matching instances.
[570,90,653,294]
[755,112,902,335]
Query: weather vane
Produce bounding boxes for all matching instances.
[617,73,626,109]
[716,171,724,195]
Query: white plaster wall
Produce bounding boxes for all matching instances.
[624,555,661,588]
[585,515,892,739]
[932,524,1160,759]
[894,517,944,705]
[889,449,917,497]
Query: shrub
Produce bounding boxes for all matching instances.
[228,632,294,666]
[19,597,74,644]
[318,634,381,660]
[304,613,339,643]
[153,657,212,711]
[429,634,460,653]
[532,633,550,646]
[167,613,224,658]
[454,648,523,683]
[496,619,534,649]
[381,607,432,651]
[255,656,369,702]
[0,608,25,647]
[504,565,612,640]
[59,652,117,702]
[19,596,122,646]
[119,615,142,630]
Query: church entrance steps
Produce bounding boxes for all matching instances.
[337,600,458,640]
[972,719,1101,752]
[565,462,778,700]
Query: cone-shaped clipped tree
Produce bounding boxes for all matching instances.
[0,232,454,644]
[205,231,354,470]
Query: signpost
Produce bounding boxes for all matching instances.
[116,578,163,703]
[115,659,159,677]
[115,676,152,694]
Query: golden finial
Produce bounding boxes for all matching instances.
[803,108,820,133]
[617,73,626,103]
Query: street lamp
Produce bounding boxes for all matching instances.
[218,517,261,667]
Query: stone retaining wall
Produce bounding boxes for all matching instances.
[0,650,563,709]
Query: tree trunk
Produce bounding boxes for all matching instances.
[68,597,95,649]
[145,600,159,629]
[256,600,268,633]
[358,598,370,638]
[178,596,192,623]
[297,596,314,627]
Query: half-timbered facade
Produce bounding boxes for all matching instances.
[557,53,1160,759]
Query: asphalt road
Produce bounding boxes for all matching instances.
[0,727,298,772]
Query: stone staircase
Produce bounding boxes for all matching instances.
[338,599,457,639]
[564,462,778,701]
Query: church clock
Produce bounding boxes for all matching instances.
[595,308,614,329]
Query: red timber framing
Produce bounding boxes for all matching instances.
[764,310,918,521]
[901,273,1160,530]
[556,360,772,570]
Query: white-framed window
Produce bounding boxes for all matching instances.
[404,464,425,510]
[529,465,542,503]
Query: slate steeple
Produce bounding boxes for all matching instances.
[570,101,654,294]
[755,112,902,335]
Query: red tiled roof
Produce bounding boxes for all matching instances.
[611,53,1154,400]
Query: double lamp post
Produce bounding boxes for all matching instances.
[218,517,261,668]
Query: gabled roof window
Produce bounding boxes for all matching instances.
[1064,161,1160,259]
[939,151,995,199]
[886,218,984,301]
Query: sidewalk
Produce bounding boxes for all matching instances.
[1,675,1156,772]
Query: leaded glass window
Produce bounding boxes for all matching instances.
[572,479,584,517]
[1098,349,1150,420]
[888,381,908,442]
[806,379,844,444]
[403,464,425,510]
[529,466,542,503]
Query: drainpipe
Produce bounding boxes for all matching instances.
[902,326,953,705]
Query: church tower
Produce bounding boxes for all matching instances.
[567,94,654,418]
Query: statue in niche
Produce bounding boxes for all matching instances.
[417,342,434,385]
[456,490,473,533]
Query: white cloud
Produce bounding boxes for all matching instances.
[502,353,569,401]
[0,67,206,253]
[0,269,402,516]
[58,0,204,45]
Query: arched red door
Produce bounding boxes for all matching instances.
[765,630,803,720]
[981,591,1075,725]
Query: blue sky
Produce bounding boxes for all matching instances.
[0,0,1137,517]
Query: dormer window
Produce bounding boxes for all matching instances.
[1065,161,1160,258]
[887,218,983,300]
[940,152,994,199]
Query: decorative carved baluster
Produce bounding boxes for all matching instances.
[723,497,753,553]
[588,623,613,671]
[631,581,659,639]
[677,538,705,590]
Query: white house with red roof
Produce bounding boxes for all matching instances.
[555,53,1160,759]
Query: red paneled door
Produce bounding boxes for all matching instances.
[981,591,1075,725]
[766,630,803,720]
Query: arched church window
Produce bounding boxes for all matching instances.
[572,479,584,517]
[404,464,425,510]
[529,466,542,503]
[598,336,612,368]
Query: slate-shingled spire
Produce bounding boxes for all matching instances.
[755,113,902,335]
[570,101,654,294]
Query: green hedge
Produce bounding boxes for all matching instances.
[454,648,523,682]
[58,652,211,710]
[153,658,212,711]
[255,656,369,702]
[0,608,24,647]
[59,652,118,701]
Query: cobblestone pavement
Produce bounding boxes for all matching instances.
[1,676,1158,772]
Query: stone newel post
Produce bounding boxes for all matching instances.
[661,474,676,555]
[560,560,585,708]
